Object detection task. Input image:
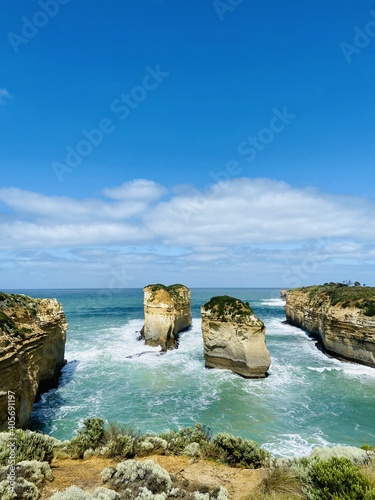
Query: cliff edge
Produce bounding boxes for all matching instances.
[141,284,192,351]
[201,296,271,378]
[285,284,375,368]
[0,292,68,430]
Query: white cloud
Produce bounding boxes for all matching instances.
[144,178,375,246]
[0,88,12,104]
[0,187,149,221]
[0,178,374,259]
[103,179,167,201]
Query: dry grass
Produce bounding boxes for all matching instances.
[244,466,305,500]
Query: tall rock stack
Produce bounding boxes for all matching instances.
[141,284,192,351]
[0,292,68,430]
[201,296,271,378]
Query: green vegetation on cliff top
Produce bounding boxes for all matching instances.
[147,283,189,304]
[202,295,256,322]
[0,292,37,337]
[294,283,375,317]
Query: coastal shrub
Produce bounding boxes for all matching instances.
[101,459,172,495]
[13,460,52,487]
[68,417,106,459]
[183,442,202,458]
[107,434,135,459]
[309,445,372,465]
[212,432,270,468]
[50,485,120,499]
[137,436,168,456]
[160,424,212,454]
[0,430,54,465]
[362,445,375,452]
[104,422,142,459]
[0,477,39,500]
[305,457,375,500]
[101,459,229,499]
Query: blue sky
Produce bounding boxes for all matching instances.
[1,0,375,288]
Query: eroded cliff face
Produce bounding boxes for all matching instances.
[201,296,271,378]
[141,284,192,351]
[0,292,68,430]
[285,288,375,368]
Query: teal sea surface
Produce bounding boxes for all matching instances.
[7,288,375,457]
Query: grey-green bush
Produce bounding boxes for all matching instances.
[212,432,270,468]
[50,485,120,500]
[68,417,106,459]
[305,457,375,500]
[0,430,54,465]
[0,477,39,500]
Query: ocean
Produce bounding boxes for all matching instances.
[8,288,375,457]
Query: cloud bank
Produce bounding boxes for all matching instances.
[0,178,373,287]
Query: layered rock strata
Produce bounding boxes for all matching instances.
[201,296,271,378]
[0,292,68,430]
[285,285,375,368]
[141,284,192,351]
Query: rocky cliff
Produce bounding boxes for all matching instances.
[201,296,271,378]
[285,285,375,368]
[140,284,192,351]
[0,292,68,430]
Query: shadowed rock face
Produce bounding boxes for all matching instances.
[0,292,68,430]
[201,296,271,378]
[141,284,192,351]
[285,286,375,368]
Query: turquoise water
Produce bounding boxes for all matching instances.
[8,288,375,457]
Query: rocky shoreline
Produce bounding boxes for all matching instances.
[0,292,68,430]
[284,284,375,368]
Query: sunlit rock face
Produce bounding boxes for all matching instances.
[201,296,271,378]
[285,286,375,368]
[0,292,68,430]
[141,284,192,351]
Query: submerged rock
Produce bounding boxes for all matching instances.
[0,292,68,430]
[140,284,192,351]
[285,284,375,367]
[201,296,271,378]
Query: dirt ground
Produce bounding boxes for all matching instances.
[41,454,266,500]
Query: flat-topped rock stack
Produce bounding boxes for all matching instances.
[141,284,192,351]
[201,295,271,378]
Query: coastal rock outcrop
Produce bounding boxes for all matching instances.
[280,289,288,300]
[201,296,271,378]
[0,292,68,430]
[285,284,375,368]
[141,284,192,351]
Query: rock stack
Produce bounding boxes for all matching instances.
[201,296,271,378]
[141,284,192,351]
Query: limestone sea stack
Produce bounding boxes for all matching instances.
[201,296,271,378]
[285,284,375,368]
[0,292,68,430]
[141,284,192,351]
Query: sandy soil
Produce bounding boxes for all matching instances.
[41,454,266,500]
